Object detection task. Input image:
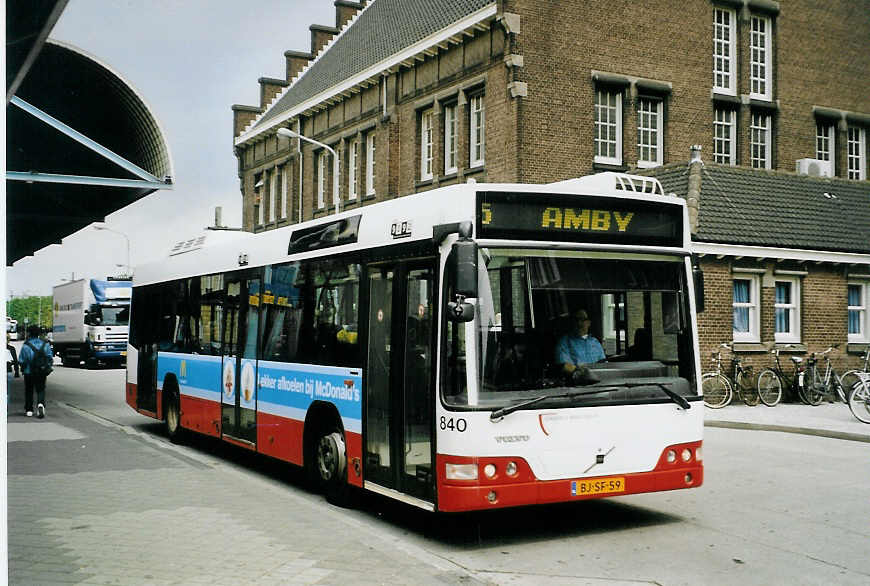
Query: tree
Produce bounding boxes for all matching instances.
[7,296,53,332]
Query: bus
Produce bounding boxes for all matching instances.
[126,172,704,512]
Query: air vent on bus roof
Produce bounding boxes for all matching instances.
[548,172,664,196]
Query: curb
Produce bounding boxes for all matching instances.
[705,420,870,443]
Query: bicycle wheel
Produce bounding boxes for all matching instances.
[847,379,870,424]
[736,368,759,406]
[702,373,731,409]
[840,370,864,400]
[803,365,825,406]
[756,369,782,407]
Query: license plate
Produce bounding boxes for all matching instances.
[571,477,625,496]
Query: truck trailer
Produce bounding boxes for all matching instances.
[52,278,131,368]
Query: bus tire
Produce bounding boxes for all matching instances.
[310,425,352,506]
[163,384,184,444]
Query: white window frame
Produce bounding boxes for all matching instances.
[594,89,622,165]
[637,97,663,168]
[601,294,626,350]
[469,94,485,168]
[847,126,866,180]
[749,15,772,100]
[714,108,736,165]
[365,132,376,196]
[279,165,288,220]
[316,151,326,209]
[348,138,358,201]
[420,108,434,180]
[816,123,835,171]
[268,169,276,223]
[713,7,737,95]
[255,174,264,225]
[774,277,801,344]
[733,274,760,342]
[444,103,458,175]
[848,281,869,343]
[750,112,771,169]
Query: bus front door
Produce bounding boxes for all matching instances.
[365,263,435,503]
[220,276,261,446]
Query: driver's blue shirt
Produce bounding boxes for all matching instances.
[556,334,606,365]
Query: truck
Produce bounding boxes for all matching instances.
[52,278,132,368]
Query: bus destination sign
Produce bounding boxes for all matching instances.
[476,191,683,247]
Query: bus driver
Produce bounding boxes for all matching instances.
[556,309,604,385]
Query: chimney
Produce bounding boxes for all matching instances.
[285,50,313,81]
[214,206,223,228]
[310,24,339,55]
[686,145,703,235]
[232,104,264,138]
[259,77,289,109]
[335,1,363,28]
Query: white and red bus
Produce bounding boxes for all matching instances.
[126,172,704,512]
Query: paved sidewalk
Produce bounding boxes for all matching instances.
[705,401,870,443]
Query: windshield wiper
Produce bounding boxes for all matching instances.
[489,382,690,422]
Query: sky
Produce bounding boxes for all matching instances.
[7,0,335,296]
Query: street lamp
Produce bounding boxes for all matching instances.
[277,127,340,213]
[93,224,131,277]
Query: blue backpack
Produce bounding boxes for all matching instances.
[24,340,53,376]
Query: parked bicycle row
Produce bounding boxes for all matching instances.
[702,344,870,424]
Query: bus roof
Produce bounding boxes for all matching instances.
[133,174,688,287]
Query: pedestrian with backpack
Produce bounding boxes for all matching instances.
[20,325,53,418]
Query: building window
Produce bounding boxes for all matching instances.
[637,98,663,168]
[714,108,736,165]
[255,173,264,225]
[713,7,736,95]
[816,123,835,171]
[750,15,772,100]
[268,169,276,223]
[594,89,622,165]
[847,126,866,180]
[420,108,434,180]
[774,278,800,343]
[316,151,326,209]
[750,112,771,169]
[733,275,760,342]
[444,103,458,175]
[348,138,358,201]
[469,94,485,168]
[365,132,376,196]
[849,282,868,343]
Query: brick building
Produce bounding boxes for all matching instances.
[232,0,870,377]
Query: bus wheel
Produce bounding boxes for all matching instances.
[315,429,351,505]
[164,392,183,444]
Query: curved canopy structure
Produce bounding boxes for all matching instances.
[6,39,174,265]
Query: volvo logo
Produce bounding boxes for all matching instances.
[494,435,530,443]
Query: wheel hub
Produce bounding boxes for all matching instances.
[317,432,346,482]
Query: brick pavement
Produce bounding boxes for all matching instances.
[6,377,487,586]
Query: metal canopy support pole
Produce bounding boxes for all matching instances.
[5,171,171,190]
[8,96,167,184]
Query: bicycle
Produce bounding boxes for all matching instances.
[839,345,869,402]
[756,346,805,407]
[702,344,732,409]
[805,345,870,424]
[702,344,757,408]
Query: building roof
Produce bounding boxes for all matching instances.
[250,0,496,131]
[642,164,870,254]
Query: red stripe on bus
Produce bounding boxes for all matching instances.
[178,395,221,437]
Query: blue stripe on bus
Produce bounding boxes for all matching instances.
[155,353,362,431]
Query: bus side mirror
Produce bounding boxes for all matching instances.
[453,238,478,298]
[447,300,475,322]
[693,265,705,313]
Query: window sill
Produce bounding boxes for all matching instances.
[362,193,377,202]
[415,178,434,189]
[774,343,807,353]
[847,342,869,354]
[711,91,740,106]
[465,165,486,177]
[593,161,628,172]
[636,161,662,170]
[731,342,767,353]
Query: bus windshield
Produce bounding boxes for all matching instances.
[99,305,130,327]
[443,249,697,410]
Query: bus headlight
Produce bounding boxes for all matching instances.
[445,463,478,480]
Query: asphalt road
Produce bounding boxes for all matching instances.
[7,365,870,585]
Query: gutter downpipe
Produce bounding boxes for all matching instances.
[297,118,303,224]
[686,145,703,235]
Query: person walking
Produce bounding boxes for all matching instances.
[19,325,53,418]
